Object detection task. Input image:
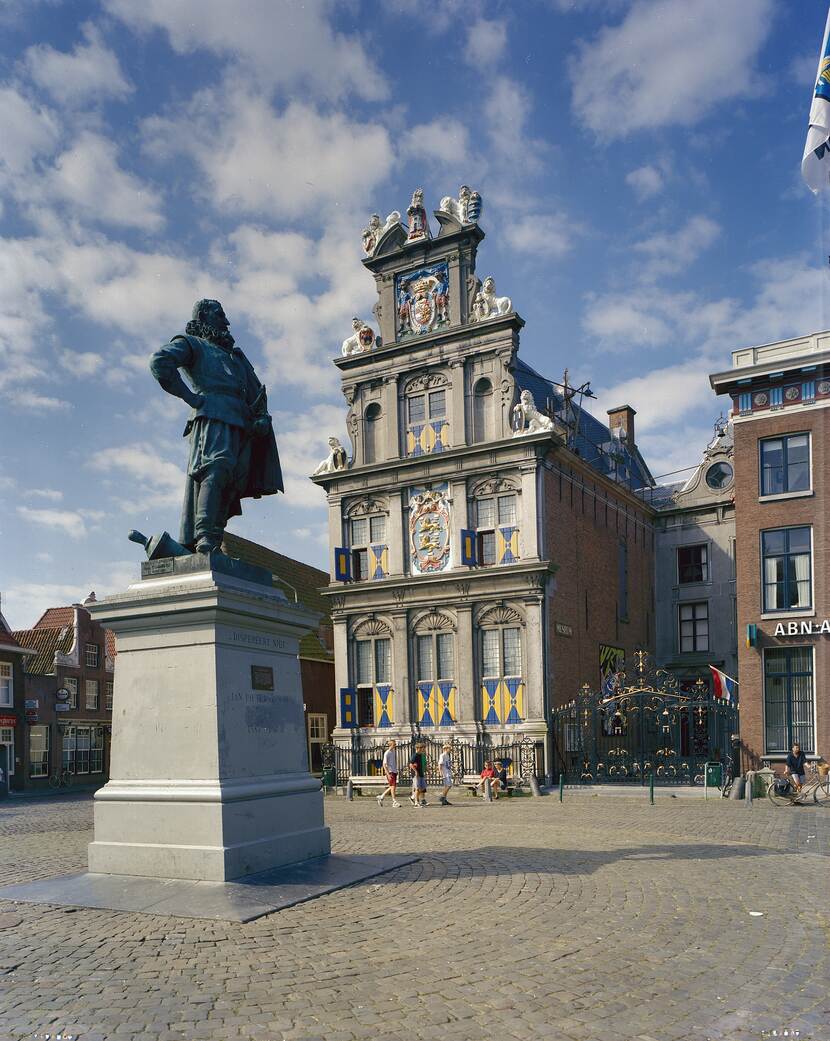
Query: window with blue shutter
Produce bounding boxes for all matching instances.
[334,547,351,582]
[339,688,357,728]
[460,529,476,566]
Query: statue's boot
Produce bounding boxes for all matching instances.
[194,472,229,554]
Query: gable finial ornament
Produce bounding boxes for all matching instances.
[406,188,431,242]
[311,437,349,477]
[438,184,483,226]
[512,389,555,437]
[361,210,402,256]
[341,316,380,356]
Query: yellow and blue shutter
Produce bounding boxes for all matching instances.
[417,681,457,727]
[496,526,519,564]
[480,679,525,725]
[369,544,389,580]
[374,684,394,728]
[406,420,450,457]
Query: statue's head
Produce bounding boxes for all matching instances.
[521,389,533,406]
[368,213,381,229]
[328,437,341,448]
[459,185,471,200]
[352,316,363,331]
[412,188,424,206]
[187,299,235,348]
[483,276,495,293]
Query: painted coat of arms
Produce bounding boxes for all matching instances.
[409,487,450,575]
[396,262,449,339]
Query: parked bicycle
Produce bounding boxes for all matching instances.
[719,755,734,798]
[767,762,829,806]
[48,768,71,789]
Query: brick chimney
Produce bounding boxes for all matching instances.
[607,405,636,446]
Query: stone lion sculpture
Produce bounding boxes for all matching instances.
[361,211,402,255]
[438,185,483,225]
[341,317,378,356]
[512,390,554,436]
[312,437,349,476]
[480,276,512,316]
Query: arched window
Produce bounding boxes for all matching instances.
[473,377,493,443]
[412,610,457,727]
[404,373,450,456]
[349,619,393,728]
[478,605,525,725]
[364,403,381,464]
[470,478,520,566]
[346,498,388,582]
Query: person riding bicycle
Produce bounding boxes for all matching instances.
[785,742,808,791]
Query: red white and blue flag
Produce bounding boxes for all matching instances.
[802,5,830,192]
[709,666,737,703]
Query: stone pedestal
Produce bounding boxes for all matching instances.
[87,557,331,882]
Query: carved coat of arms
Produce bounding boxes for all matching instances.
[409,488,450,574]
[396,263,450,339]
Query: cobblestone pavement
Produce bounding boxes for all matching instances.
[1,792,829,1041]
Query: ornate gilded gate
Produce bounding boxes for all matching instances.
[552,651,738,785]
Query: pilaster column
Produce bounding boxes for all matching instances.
[519,463,539,560]
[382,374,400,461]
[377,273,397,347]
[523,598,545,723]
[388,489,406,577]
[456,604,476,725]
[333,616,349,725]
[391,610,411,727]
[328,494,343,563]
[449,357,466,447]
[448,254,462,327]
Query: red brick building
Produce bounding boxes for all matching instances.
[0,606,34,794]
[11,596,115,792]
[711,330,830,770]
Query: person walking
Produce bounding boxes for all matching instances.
[409,740,428,807]
[377,739,401,807]
[438,743,453,806]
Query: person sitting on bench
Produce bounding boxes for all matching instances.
[477,760,501,798]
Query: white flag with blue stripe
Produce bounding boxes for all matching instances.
[803,6,830,192]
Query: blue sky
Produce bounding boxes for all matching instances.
[1,0,828,627]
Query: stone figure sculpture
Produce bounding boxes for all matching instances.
[480,276,512,316]
[512,390,554,436]
[361,210,402,255]
[312,437,349,476]
[438,185,483,225]
[341,317,379,356]
[406,188,430,242]
[148,299,283,554]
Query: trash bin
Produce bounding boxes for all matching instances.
[705,761,722,788]
[322,767,336,789]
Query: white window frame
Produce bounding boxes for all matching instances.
[0,662,12,708]
[473,492,519,567]
[0,726,14,775]
[105,681,114,712]
[29,725,49,778]
[349,513,387,582]
[85,679,99,710]
[85,643,99,669]
[65,676,78,709]
[678,601,709,654]
[758,431,812,499]
[760,525,813,615]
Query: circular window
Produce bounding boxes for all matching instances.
[705,461,733,489]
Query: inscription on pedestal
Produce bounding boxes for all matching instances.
[230,630,287,651]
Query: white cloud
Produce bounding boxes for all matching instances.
[790,52,819,88]
[9,390,72,411]
[485,76,542,166]
[465,18,507,66]
[27,489,63,502]
[17,506,88,538]
[47,132,165,231]
[569,0,775,138]
[23,23,132,105]
[0,85,59,176]
[2,562,136,630]
[58,350,105,377]
[144,90,394,221]
[400,119,472,168]
[626,165,663,200]
[104,0,387,101]
[633,215,721,279]
[273,404,348,508]
[502,213,575,258]
[87,446,183,510]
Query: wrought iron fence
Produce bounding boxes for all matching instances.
[552,650,739,786]
[322,734,543,786]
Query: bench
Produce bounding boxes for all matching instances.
[346,774,389,795]
[461,773,520,797]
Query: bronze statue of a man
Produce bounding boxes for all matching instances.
[150,299,283,554]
